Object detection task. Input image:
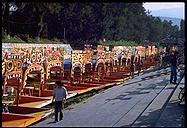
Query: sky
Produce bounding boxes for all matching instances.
[143,2,185,19]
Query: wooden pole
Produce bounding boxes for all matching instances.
[16,77,19,106]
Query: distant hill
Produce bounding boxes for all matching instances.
[158,16,182,28]
[149,7,184,28]
[150,7,184,19]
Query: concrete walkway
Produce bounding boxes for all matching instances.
[31,67,185,127]
[155,77,185,127]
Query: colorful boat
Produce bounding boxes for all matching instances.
[2,43,163,127]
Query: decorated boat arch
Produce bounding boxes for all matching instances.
[45,60,63,82]
[3,70,22,105]
[82,44,94,82]
[95,45,106,81]
[21,64,45,96]
[71,50,84,83]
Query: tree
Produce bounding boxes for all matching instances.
[2,2,181,48]
[8,3,62,40]
[31,3,62,40]
[2,2,10,34]
[179,19,185,39]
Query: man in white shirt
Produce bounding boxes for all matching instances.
[52,80,68,122]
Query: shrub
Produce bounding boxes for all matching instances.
[103,40,139,46]
[2,35,25,43]
[52,37,61,42]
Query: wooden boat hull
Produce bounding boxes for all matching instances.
[2,106,53,127]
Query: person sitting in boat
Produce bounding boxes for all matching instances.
[7,86,14,101]
[2,103,9,113]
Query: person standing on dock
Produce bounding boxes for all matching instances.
[130,55,135,79]
[159,52,163,67]
[170,51,178,84]
[137,57,143,76]
[52,80,68,123]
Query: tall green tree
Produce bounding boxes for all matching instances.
[2,2,181,49]
[7,2,62,40]
[2,2,10,34]
[179,19,185,39]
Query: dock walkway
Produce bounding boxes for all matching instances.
[31,67,185,127]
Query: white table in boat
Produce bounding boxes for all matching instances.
[46,82,56,89]
[25,86,35,96]
[61,80,71,84]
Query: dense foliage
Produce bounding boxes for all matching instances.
[2,2,184,49]
[102,40,138,46]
